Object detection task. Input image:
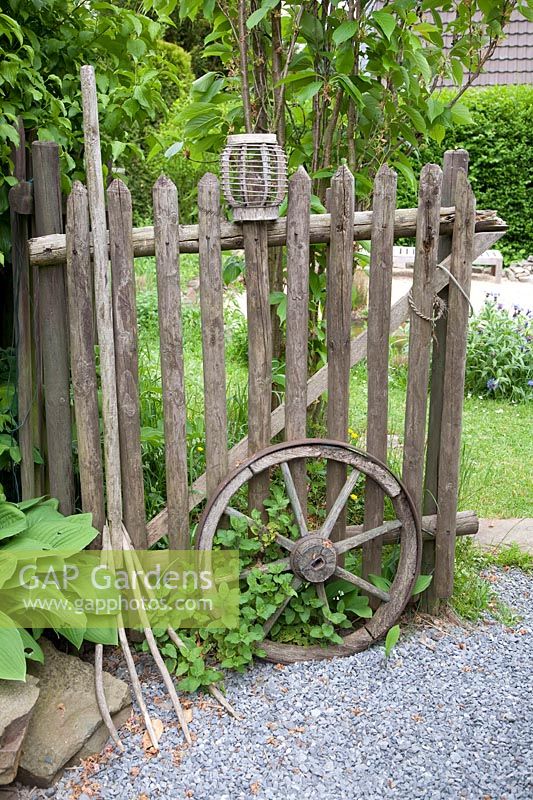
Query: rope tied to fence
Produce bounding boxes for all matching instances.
[407,289,447,328]
[408,261,474,336]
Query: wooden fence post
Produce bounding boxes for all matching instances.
[108,179,147,549]
[32,141,75,514]
[65,182,105,538]
[243,219,272,519]
[285,167,311,512]
[435,170,475,598]
[402,164,442,514]
[362,164,397,580]
[153,176,189,550]
[326,165,355,542]
[9,120,34,499]
[198,174,229,500]
[81,64,123,550]
[421,149,469,610]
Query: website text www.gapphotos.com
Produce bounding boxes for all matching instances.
[0,550,239,631]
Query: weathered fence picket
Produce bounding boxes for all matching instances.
[198,174,229,500]
[326,165,355,542]
[422,149,469,608]
[153,176,189,550]
[284,166,311,512]
[362,164,397,582]
[435,170,476,598]
[108,179,147,549]
[65,182,105,538]
[9,121,34,499]
[32,141,74,514]
[402,164,443,513]
[243,220,272,519]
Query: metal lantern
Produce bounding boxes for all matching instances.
[220,133,287,221]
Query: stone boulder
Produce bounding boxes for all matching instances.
[18,641,131,787]
[0,677,40,785]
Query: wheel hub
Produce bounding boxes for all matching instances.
[290,534,337,583]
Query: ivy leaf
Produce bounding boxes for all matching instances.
[372,10,396,40]
[332,20,357,45]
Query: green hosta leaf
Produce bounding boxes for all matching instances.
[412,574,433,596]
[16,496,47,512]
[81,625,118,646]
[19,628,44,663]
[384,624,400,658]
[373,10,396,40]
[16,513,98,554]
[0,501,27,540]
[0,557,17,590]
[332,20,357,45]
[0,612,26,680]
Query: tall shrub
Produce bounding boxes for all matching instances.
[397,86,533,261]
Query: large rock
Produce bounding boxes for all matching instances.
[0,677,40,785]
[18,641,131,787]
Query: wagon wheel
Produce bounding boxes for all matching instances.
[196,439,421,664]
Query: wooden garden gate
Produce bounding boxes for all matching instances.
[10,123,506,631]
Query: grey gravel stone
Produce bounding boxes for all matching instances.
[29,568,533,800]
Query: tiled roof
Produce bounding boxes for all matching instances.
[441,12,533,85]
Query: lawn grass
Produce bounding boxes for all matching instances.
[134,255,532,522]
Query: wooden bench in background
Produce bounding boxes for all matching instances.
[393,245,503,282]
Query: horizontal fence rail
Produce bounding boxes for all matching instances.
[28,207,506,266]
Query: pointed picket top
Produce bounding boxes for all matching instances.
[289,164,311,189]
[107,176,130,196]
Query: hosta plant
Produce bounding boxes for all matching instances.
[0,489,105,682]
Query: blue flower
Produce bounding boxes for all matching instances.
[528,380,533,387]
[486,378,499,391]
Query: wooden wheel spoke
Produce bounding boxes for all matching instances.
[225,505,295,552]
[335,520,401,555]
[320,469,360,540]
[281,462,308,537]
[240,557,291,580]
[263,577,303,635]
[316,581,330,614]
[334,565,390,603]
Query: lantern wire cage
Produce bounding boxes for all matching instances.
[221,133,287,221]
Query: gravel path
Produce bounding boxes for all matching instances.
[40,569,532,800]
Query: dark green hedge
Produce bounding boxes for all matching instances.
[397,85,533,262]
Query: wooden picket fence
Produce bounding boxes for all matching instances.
[9,139,507,610]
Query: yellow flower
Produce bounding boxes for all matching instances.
[197,446,204,452]
[350,493,358,501]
